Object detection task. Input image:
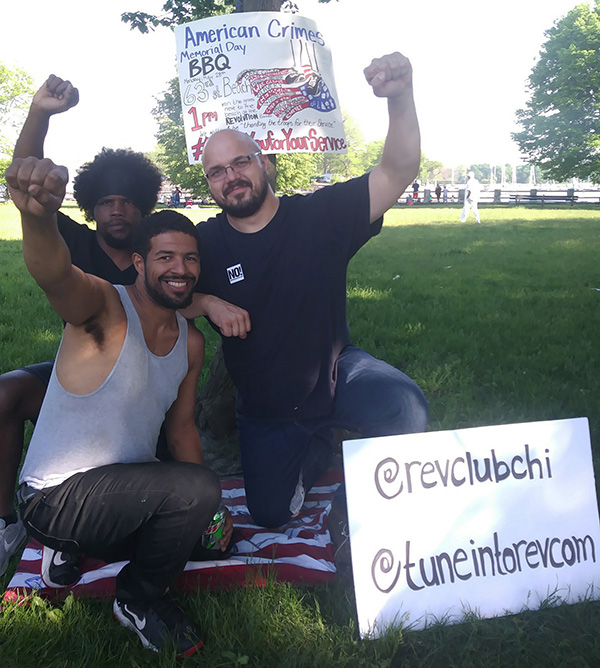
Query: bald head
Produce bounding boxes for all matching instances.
[202,129,261,168]
[201,129,276,222]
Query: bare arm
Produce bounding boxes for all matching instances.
[163,322,206,464]
[180,293,251,339]
[5,156,107,324]
[14,75,79,160]
[164,320,236,551]
[365,52,421,222]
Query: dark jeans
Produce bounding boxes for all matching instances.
[21,461,221,603]
[237,345,429,528]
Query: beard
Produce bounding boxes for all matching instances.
[144,274,195,310]
[216,173,269,218]
[101,231,133,250]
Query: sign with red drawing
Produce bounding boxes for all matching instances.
[174,12,346,162]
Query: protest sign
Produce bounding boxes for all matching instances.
[343,418,600,636]
[174,12,346,163]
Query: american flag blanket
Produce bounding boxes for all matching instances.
[2,472,341,603]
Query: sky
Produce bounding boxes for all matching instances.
[0,0,589,180]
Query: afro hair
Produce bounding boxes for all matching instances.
[73,148,163,221]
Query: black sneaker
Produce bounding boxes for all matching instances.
[41,546,81,588]
[113,593,204,657]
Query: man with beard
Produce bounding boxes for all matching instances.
[0,76,165,574]
[6,155,222,656]
[188,52,429,538]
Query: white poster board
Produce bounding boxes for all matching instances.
[174,12,345,163]
[343,418,600,636]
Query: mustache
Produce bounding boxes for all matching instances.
[224,178,252,196]
[160,274,196,282]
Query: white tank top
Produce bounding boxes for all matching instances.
[20,285,188,490]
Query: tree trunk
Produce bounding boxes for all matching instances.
[194,0,281,476]
[195,347,237,439]
[194,346,241,476]
[242,0,282,10]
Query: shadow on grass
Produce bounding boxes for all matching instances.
[395,598,600,668]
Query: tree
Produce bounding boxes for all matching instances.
[152,78,212,197]
[513,2,600,183]
[515,164,546,185]
[315,114,365,180]
[0,63,34,186]
[363,138,384,173]
[122,0,337,32]
[276,152,319,192]
[469,164,490,183]
[419,153,442,184]
[122,0,236,33]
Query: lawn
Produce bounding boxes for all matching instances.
[1,201,600,667]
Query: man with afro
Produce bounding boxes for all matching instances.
[0,75,163,575]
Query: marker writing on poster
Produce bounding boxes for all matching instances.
[250,128,346,152]
[188,108,218,131]
[188,54,231,78]
[374,444,552,498]
[371,532,596,594]
[182,20,325,51]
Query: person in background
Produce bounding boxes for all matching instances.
[412,179,419,198]
[460,170,481,223]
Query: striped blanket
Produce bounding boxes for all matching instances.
[3,472,341,603]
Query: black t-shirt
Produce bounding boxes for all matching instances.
[196,174,382,420]
[57,211,137,285]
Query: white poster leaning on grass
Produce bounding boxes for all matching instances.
[343,417,600,636]
[174,12,345,163]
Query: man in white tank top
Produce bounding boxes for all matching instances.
[6,155,231,658]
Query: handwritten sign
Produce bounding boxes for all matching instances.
[342,418,600,635]
[174,12,346,163]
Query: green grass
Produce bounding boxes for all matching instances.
[349,206,600,441]
[1,201,600,666]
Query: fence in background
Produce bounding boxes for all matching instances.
[402,187,600,205]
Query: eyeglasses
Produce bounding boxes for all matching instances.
[204,151,261,182]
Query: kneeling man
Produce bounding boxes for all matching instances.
[6,156,228,658]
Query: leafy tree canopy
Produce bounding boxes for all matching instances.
[151,77,212,196]
[513,1,600,182]
[276,152,319,192]
[123,0,235,33]
[419,153,442,184]
[318,114,365,180]
[122,0,336,33]
[0,63,34,185]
